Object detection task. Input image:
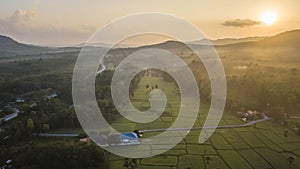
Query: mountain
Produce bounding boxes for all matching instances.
[0,36,83,58]
[256,29,300,47]
[1,29,299,58]
[189,36,266,46]
[218,29,300,49]
[0,35,48,57]
[76,42,137,48]
[0,35,24,48]
[136,30,300,50]
[166,29,300,48]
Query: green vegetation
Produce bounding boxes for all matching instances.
[0,57,117,168]
[109,75,300,169]
[1,140,107,169]
[1,30,300,168]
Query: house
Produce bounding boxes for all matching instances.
[80,137,92,142]
[236,110,258,122]
[120,132,140,145]
[5,160,11,165]
[0,112,18,123]
[29,103,37,108]
[68,104,74,109]
[96,132,140,146]
[84,132,141,146]
[47,93,58,100]
[0,159,14,169]
[15,97,25,103]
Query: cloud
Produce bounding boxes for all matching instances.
[8,9,36,27]
[0,9,36,37]
[222,19,261,28]
[0,9,94,46]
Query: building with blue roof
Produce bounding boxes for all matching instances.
[120,132,140,145]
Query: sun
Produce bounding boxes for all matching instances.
[261,11,277,25]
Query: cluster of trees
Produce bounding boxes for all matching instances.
[145,84,158,91]
[3,96,80,143]
[0,57,112,169]
[123,158,138,169]
[221,74,300,117]
[30,98,79,130]
[1,70,123,143]
[0,56,77,103]
[0,141,107,169]
[129,71,144,98]
[0,72,73,104]
[95,71,121,124]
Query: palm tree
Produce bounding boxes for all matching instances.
[284,130,289,138]
[288,156,295,169]
[130,159,138,169]
[288,92,297,113]
[123,158,129,168]
[206,156,211,165]
[26,118,34,138]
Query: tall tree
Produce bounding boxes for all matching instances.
[26,118,34,137]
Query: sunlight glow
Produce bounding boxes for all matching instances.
[261,11,277,25]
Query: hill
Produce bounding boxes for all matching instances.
[256,29,300,48]
[1,29,299,58]
[220,29,300,48]
[0,35,48,57]
[0,35,83,58]
[189,36,265,46]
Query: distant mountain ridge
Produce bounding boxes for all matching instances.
[189,36,266,46]
[0,35,23,47]
[256,29,300,47]
[0,35,83,57]
[0,35,47,57]
[0,29,299,57]
[173,29,300,48]
[220,29,300,48]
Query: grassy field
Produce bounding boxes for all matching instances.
[108,76,300,169]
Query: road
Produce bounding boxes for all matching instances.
[97,62,106,74]
[34,133,79,137]
[140,113,271,133]
[36,113,271,137]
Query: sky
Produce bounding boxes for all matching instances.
[0,0,299,46]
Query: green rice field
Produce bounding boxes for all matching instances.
[109,76,300,169]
